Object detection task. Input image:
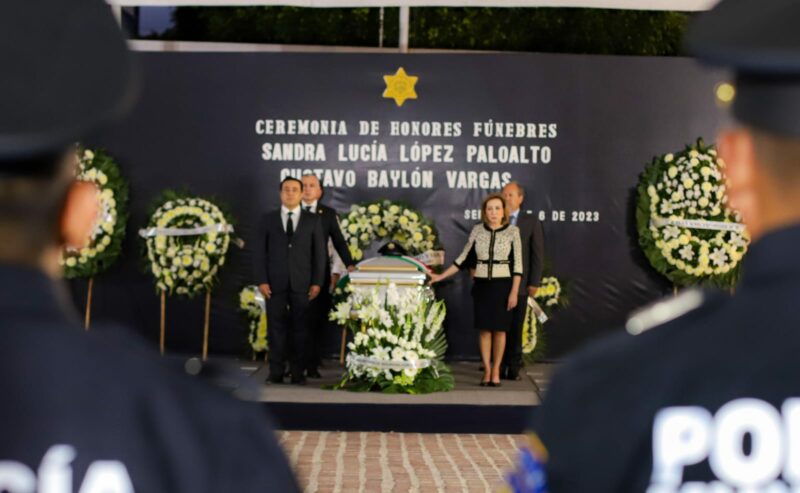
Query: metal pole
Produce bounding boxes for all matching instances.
[399,6,409,53]
[111,4,123,26]
[378,7,384,48]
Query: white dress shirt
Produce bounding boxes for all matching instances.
[280,205,300,232]
[301,200,318,214]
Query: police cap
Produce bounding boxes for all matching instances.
[378,241,408,256]
[0,0,136,173]
[686,0,800,137]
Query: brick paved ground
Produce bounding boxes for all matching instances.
[279,431,523,493]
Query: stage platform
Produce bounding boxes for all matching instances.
[201,358,555,434]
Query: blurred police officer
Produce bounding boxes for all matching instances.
[0,1,299,491]
[523,1,800,492]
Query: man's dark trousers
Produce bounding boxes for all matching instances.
[267,291,310,378]
[503,213,544,379]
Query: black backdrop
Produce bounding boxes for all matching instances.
[73,51,725,360]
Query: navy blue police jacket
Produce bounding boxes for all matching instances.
[0,264,300,493]
[532,225,800,492]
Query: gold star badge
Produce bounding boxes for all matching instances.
[383,67,418,107]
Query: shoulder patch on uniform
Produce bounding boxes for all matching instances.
[625,289,705,335]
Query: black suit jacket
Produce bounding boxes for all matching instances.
[516,213,545,289]
[255,209,325,294]
[314,203,354,272]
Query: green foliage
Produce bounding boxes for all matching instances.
[158,7,688,55]
[410,8,688,55]
[164,7,398,47]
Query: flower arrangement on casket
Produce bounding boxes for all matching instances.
[60,147,128,278]
[142,191,234,297]
[330,283,453,394]
[521,276,568,359]
[637,139,750,289]
[239,285,267,354]
[339,200,440,262]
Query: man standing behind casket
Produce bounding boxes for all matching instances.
[501,181,544,380]
[300,173,355,378]
[257,177,325,385]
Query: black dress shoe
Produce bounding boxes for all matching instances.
[306,369,322,379]
[489,381,502,388]
[290,375,307,386]
[479,381,490,387]
[267,374,284,384]
[504,369,522,381]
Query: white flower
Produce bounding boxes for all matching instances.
[679,244,694,261]
[709,248,729,267]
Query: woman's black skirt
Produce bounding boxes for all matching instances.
[471,278,513,332]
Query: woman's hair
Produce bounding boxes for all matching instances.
[481,193,509,226]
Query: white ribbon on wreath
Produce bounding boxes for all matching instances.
[139,224,235,237]
[650,217,745,232]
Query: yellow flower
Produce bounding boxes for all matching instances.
[205,243,216,253]
[398,216,409,226]
[668,167,677,178]
[683,178,694,189]
[348,224,358,234]
[66,257,77,267]
[182,255,192,266]
[371,216,381,225]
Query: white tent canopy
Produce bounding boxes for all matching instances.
[109,0,718,10]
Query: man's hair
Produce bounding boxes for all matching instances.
[279,176,303,191]
[505,181,525,197]
[751,129,800,190]
[0,152,72,263]
[481,193,510,226]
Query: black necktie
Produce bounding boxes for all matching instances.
[286,211,294,238]
[304,206,312,213]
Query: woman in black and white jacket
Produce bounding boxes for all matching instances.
[430,193,523,387]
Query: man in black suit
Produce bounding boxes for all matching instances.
[257,177,325,385]
[300,173,355,377]
[501,181,545,380]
